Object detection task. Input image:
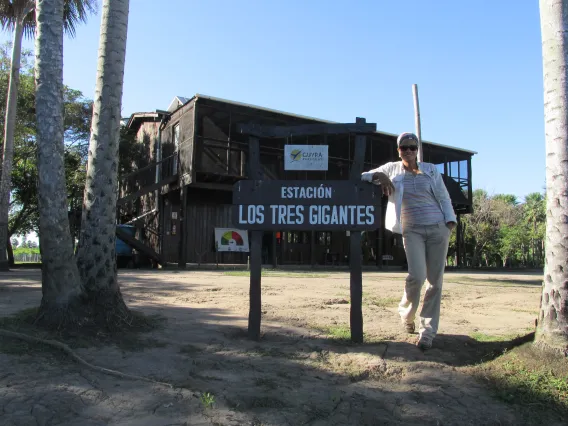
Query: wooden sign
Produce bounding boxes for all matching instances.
[237,119,378,344]
[232,180,381,230]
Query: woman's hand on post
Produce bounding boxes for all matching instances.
[372,172,395,196]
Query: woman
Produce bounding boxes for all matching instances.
[361,132,456,350]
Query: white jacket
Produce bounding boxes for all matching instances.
[361,161,457,234]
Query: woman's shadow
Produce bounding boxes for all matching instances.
[379,331,535,366]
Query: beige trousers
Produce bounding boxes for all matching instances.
[398,221,451,343]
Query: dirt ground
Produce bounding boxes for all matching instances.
[0,268,560,425]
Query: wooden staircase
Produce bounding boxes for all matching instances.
[116,154,177,266]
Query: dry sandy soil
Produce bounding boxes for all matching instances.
[0,268,560,425]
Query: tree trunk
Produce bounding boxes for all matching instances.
[7,237,14,267]
[34,0,84,326]
[75,0,130,322]
[0,12,31,271]
[537,0,568,354]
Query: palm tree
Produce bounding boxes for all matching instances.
[75,0,130,322]
[0,0,96,271]
[523,192,545,266]
[34,0,83,325]
[537,0,568,354]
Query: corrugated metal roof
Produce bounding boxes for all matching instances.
[130,94,477,155]
[192,94,477,155]
[167,96,191,112]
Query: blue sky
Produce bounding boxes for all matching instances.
[1,0,545,200]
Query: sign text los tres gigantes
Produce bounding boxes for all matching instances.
[232,180,380,231]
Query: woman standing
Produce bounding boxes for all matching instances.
[361,132,456,350]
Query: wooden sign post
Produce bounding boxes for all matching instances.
[247,136,263,341]
[235,121,379,343]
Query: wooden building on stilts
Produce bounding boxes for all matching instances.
[116,94,475,268]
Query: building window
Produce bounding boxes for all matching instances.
[172,123,180,173]
[317,231,331,246]
[284,231,310,244]
[173,123,180,150]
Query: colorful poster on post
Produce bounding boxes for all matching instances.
[214,228,250,252]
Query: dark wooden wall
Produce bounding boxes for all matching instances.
[129,96,474,266]
[161,100,196,184]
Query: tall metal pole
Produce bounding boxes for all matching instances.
[412,84,423,163]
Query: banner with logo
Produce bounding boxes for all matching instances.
[284,145,328,171]
[214,228,250,252]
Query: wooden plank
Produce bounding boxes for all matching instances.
[178,187,188,269]
[456,214,462,267]
[116,227,164,266]
[377,223,384,269]
[117,175,177,206]
[271,232,277,268]
[247,136,263,341]
[349,129,367,343]
[191,101,198,184]
[190,182,233,191]
[237,122,377,139]
[310,231,316,268]
[467,158,473,206]
[349,230,363,342]
[249,230,262,340]
[350,137,367,180]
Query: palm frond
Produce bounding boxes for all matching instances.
[0,0,35,37]
[63,0,98,38]
[0,0,97,39]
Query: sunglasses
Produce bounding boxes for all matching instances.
[399,145,418,152]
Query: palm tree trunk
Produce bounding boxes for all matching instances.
[75,0,130,321]
[34,0,83,326]
[0,12,30,271]
[537,0,568,354]
[7,237,14,267]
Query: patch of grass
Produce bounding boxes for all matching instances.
[471,332,511,343]
[200,392,215,409]
[474,343,568,421]
[471,332,527,343]
[223,269,328,278]
[364,296,399,308]
[325,325,351,342]
[451,276,542,288]
[309,324,368,344]
[511,308,539,314]
[323,298,349,305]
[247,346,304,360]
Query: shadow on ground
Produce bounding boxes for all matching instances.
[0,269,563,426]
